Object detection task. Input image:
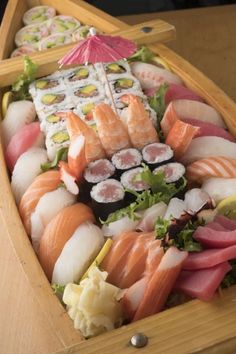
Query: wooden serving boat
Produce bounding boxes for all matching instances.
[0,1,236,354]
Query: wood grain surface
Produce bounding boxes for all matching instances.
[0,1,236,354]
[120,5,236,102]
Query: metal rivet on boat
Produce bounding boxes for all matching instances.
[141,26,153,33]
[130,333,148,348]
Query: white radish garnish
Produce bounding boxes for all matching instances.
[11,147,48,205]
[130,62,182,90]
[202,178,236,203]
[1,100,36,146]
[52,222,104,285]
[181,137,236,165]
[31,187,76,252]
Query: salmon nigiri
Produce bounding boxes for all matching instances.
[66,111,106,162]
[133,247,188,321]
[94,103,131,157]
[19,170,61,235]
[165,120,199,160]
[186,157,236,183]
[124,94,159,149]
[38,203,95,281]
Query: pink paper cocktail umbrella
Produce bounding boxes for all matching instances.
[58,28,137,111]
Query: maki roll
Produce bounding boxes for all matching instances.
[153,162,185,183]
[111,148,142,176]
[11,45,37,58]
[95,60,131,79]
[48,15,80,35]
[65,65,97,85]
[39,33,73,50]
[72,26,92,41]
[142,143,174,170]
[90,179,125,220]
[15,22,49,48]
[84,159,115,185]
[23,6,56,25]
[40,111,68,133]
[72,81,105,105]
[120,167,150,192]
[74,84,99,99]
[111,76,140,94]
[45,125,70,160]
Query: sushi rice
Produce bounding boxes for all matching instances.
[45,122,70,160]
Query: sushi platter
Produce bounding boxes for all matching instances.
[1,1,236,354]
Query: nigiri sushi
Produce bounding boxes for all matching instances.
[5,122,44,172]
[1,100,36,146]
[186,157,236,183]
[181,137,236,165]
[130,62,183,90]
[11,147,48,205]
[202,177,236,203]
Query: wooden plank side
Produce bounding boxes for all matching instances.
[55,286,236,354]
[0,0,28,59]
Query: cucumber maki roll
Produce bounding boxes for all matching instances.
[39,33,73,50]
[142,143,174,170]
[90,179,125,220]
[48,15,80,35]
[11,45,37,58]
[111,148,142,176]
[15,22,49,48]
[72,25,92,41]
[23,6,56,25]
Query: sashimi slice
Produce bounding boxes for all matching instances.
[19,170,61,235]
[130,62,183,90]
[165,84,204,104]
[5,122,44,172]
[181,137,236,165]
[68,134,87,181]
[171,100,225,128]
[202,178,236,203]
[182,118,235,142]
[204,221,227,232]
[194,226,236,248]
[166,120,199,160]
[102,216,139,238]
[160,102,179,137]
[133,247,188,321]
[183,245,236,270]
[38,203,95,281]
[174,262,231,301]
[186,157,236,183]
[214,215,236,230]
[137,202,167,232]
[59,161,79,195]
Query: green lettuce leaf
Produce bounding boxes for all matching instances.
[221,260,236,288]
[41,147,68,172]
[12,56,38,100]
[51,283,65,303]
[128,46,155,63]
[155,216,170,239]
[148,83,168,134]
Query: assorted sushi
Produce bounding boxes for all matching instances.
[2,41,236,341]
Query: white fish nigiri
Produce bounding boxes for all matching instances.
[130,61,182,90]
[31,187,76,252]
[202,178,236,203]
[1,100,36,146]
[181,137,236,165]
[52,222,104,285]
[102,216,140,238]
[137,202,167,232]
[11,147,48,205]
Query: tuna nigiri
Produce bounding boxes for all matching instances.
[186,157,236,183]
[1,100,36,146]
[5,122,44,172]
[130,62,183,90]
[123,94,159,149]
[11,148,48,205]
[94,103,131,157]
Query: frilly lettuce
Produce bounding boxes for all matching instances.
[12,56,38,100]
[63,266,123,338]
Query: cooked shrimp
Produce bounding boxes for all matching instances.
[124,94,159,149]
[93,103,131,157]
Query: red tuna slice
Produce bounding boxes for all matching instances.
[165,84,204,105]
[194,226,236,248]
[174,262,231,301]
[183,244,236,270]
[5,122,43,172]
[204,221,228,232]
[182,118,236,142]
[214,215,236,230]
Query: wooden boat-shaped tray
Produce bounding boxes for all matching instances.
[0,1,236,353]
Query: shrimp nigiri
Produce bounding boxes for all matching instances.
[66,111,106,162]
[94,103,131,157]
[124,94,159,149]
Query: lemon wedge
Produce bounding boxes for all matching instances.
[151,56,171,71]
[81,238,113,280]
[216,195,236,220]
[2,91,13,118]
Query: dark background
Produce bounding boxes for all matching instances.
[0,0,236,21]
